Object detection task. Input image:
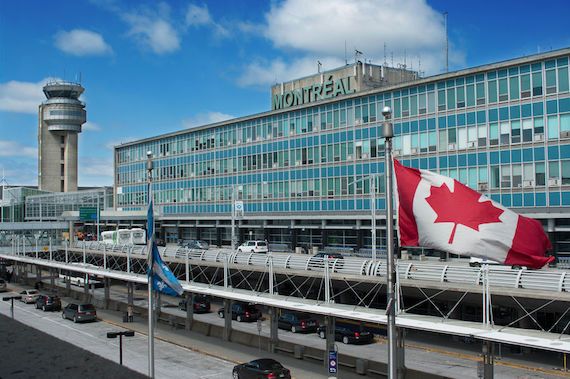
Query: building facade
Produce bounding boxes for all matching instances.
[114,49,570,259]
[38,81,86,192]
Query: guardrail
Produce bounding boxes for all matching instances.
[8,241,570,294]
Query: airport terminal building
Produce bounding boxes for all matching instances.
[114,48,570,259]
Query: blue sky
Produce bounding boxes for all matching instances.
[1,0,569,187]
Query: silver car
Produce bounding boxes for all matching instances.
[19,289,40,304]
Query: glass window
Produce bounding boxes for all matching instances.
[488,80,497,103]
[438,130,447,152]
[498,78,508,101]
[418,93,426,114]
[490,166,500,188]
[532,72,543,96]
[501,165,511,188]
[549,160,560,179]
[448,128,457,145]
[547,115,558,140]
[559,67,569,93]
[512,164,522,188]
[466,84,475,107]
[456,86,465,108]
[546,69,557,94]
[563,160,570,185]
[478,124,487,147]
[438,89,446,111]
[521,74,531,98]
[476,82,485,105]
[534,117,544,135]
[536,162,545,186]
[561,114,570,132]
[500,122,510,144]
[427,92,435,113]
[410,95,418,116]
[509,76,519,100]
[522,119,533,142]
[489,123,499,146]
[446,88,456,110]
[458,127,467,149]
[511,120,521,144]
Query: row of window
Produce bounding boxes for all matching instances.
[116,114,570,186]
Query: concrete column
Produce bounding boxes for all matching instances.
[356,229,364,250]
[264,228,270,243]
[223,299,232,341]
[321,229,328,248]
[269,307,279,353]
[49,268,55,289]
[36,265,42,286]
[104,278,110,309]
[83,277,89,300]
[483,340,494,378]
[217,227,223,247]
[185,292,194,331]
[291,229,298,250]
[66,276,71,296]
[127,282,134,306]
[196,228,201,240]
[324,316,336,369]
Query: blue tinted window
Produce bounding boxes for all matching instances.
[536,193,546,207]
[550,192,560,206]
[512,194,522,207]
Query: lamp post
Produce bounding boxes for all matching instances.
[146,150,155,378]
[382,106,399,379]
[107,330,135,365]
[3,295,22,318]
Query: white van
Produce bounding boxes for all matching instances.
[237,241,269,253]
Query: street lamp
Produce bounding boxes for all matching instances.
[3,295,22,318]
[382,105,398,379]
[107,330,135,365]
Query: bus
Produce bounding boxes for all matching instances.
[59,264,104,288]
[101,228,146,245]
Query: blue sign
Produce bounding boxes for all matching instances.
[328,350,338,374]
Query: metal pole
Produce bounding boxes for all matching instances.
[35,237,38,259]
[383,106,398,379]
[371,174,377,261]
[96,193,100,242]
[146,151,155,379]
[49,237,52,261]
[231,185,236,250]
[119,334,123,365]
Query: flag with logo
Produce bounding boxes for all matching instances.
[393,159,553,269]
[147,183,183,296]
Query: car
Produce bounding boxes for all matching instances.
[317,325,375,344]
[278,312,318,333]
[237,241,269,254]
[35,295,62,311]
[155,238,166,247]
[183,240,210,250]
[469,257,527,270]
[308,252,344,270]
[218,302,262,322]
[0,278,6,292]
[232,358,291,379]
[62,303,97,323]
[19,289,40,304]
[178,294,211,313]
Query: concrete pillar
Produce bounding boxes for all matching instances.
[185,292,194,331]
[104,278,110,309]
[239,227,246,245]
[291,229,298,250]
[324,316,336,369]
[321,229,328,248]
[482,340,494,378]
[269,307,279,353]
[356,229,364,250]
[36,265,42,286]
[83,277,89,300]
[66,276,71,296]
[49,268,55,289]
[217,227,223,247]
[264,228,270,243]
[223,298,232,341]
[196,228,201,240]
[396,328,406,379]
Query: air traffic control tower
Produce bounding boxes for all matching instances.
[38,81,86,192]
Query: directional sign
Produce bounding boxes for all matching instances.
[234,201,244,212]
[328,350,338,374]
[79,207,98,221]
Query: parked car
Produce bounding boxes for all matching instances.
[35,295,61,311]
[178,294,211,313]
[308,252,344,270]
[469,257,526,270]
[237,241,268,254]
[317,325,374,344]
[232,358,291,379]
[278,311,318,333]
[155,238,166,247]
[218,302,262,322]
[62,303,97,323]
[184,240,210,250]
[19,289,40,304]
[0,278,6,292]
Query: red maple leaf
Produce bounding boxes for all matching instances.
[425,181,504,244]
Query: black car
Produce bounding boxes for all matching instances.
[308,252,344,270]
[232,358,291,379]
[317,325,374,344]
[218,302,262,322]
[178,294,211,313]
[35,295,61,311]
[278,312,318,333]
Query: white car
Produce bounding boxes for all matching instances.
[237,241,269,254]
[19,289,40,304]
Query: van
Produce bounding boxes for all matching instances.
[237,240,269,253]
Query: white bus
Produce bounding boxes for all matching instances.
[101,228,146,245]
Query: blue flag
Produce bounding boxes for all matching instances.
[147,183,154,241]
[149,242,184,296]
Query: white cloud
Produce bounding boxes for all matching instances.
[122,5,180,54]
[0,77,56,114]
[238,56,344,88]
[54,29,112,56]
[82,122,101,132]
[182,111,234,128]
[238,0,463,86]
[79,156,114,186]
[185,4,229,38]
[0,140,36,158]
[0,159,36,186]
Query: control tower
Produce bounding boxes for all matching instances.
[38,81,86,192]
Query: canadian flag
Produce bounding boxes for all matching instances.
[394,160,553,269]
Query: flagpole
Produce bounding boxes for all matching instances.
[146,151,155,379]
[382,106,398,379]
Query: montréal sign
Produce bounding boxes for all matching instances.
[272,75,356,110]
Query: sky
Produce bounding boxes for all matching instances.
[0,0,569,187]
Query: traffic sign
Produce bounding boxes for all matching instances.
[328,350,338,374]
[79,207,98,221]
[234,201,244,212]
